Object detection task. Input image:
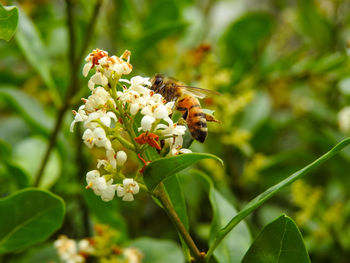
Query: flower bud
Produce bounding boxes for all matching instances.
[116,151,127,166]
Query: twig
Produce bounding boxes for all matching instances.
[154,183,205,262]
[34,0,103,186]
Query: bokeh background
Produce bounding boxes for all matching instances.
[1,0,350,262]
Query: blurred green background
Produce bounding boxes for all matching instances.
[1,0,350,262]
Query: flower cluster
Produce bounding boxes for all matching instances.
[71,49,192,202]
[54,235,94,263]
[54,226,143,263]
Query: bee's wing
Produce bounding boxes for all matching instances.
[177,86,220,99]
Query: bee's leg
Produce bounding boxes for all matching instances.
[204,113,220,123]
[176,107,189,120]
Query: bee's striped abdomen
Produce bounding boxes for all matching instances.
[177,96,207,143]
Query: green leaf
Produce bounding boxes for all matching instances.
[144,153,223,192]
[83,190,128,242]
[7,242,59,263]
[13,137,61,189]
[163,175,191,260]
[0,188,65,254]
[220,12,275,81]
[129,237,185,263]
[15,8,61,108]
[163,175,189,230]
[6,162,30,189]
[192,171,251,263]
[242,214,310,263]
[206,138,350,260]
[0,87,53,136]
[239,91,271,133]
[0,139,11,162]
[297,0,333,51]
[0,5,18,41]
[134,20,188,55]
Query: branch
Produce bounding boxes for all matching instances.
[34,0,103,186]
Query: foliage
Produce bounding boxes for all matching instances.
[1,0,350,262]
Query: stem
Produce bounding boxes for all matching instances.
[205,138,350,260]
[34,0,103,187]
[110,133,135,151]
[155,183,205,262]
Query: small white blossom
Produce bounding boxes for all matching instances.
[54,235,84,263]
[101,183,117,202]
[85,111,117,128]
[78,239,94,254]
[117,178,140,201]
[156,121,189,156]
[84,87,112,113]
[116,150,127,166]
[82,62,92,77]
[88,72,108,90]
[86,170,116,202]
[82,127,111,150]
[141,115,156,131]
[70,105,88,132]
[123,247,143,263]
[120,76,152,94]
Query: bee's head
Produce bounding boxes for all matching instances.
[151,74,164,91]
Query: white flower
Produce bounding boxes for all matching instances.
[338,106,350,133]
[78,239,94,254]
[88,72,108,90]
[117,178,140,201]
[70,105,88,132]
[141,115,156,131]
[86,170,116,202]
[82,49,108,78]
[54,235,84,263]
[121,76,152,94]
[101,183,116,202]
[85,110,117,128]
[84,87,112,112]
[116,150,127,166]
[82,127,111,150]
[139,100,174,131]
[123,248,143,263]
[106,148,117,169]
[83,62,92,77]
[156,121,189,156]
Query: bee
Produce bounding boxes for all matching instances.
[150,74,219,143]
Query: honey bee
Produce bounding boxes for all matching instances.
[150,74,219,143]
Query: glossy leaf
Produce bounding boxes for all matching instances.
[192,171,251,263]
[242,214,310,263]
[144,153,223,192]
[83,190,128,242]
[6,162,30,189]
[239,91,271,133]
[0,87,53,135]
[0,139,11,162]
[297,0,333,51]
[163,175,191,260]
[206,138,350,260]
[15,9,61,107]
[163,175,189,230]
[13,137,61,189]
[0,188,65,254]
[0,4,18,41]
[129,237,185,263]
[134,21,188,55]
[220,12,275,81]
